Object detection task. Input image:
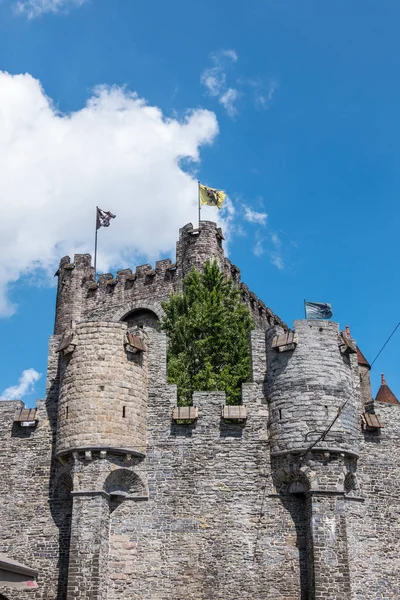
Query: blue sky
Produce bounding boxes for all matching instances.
[0,0,399,405]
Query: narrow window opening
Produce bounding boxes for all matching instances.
[325,405,328,416]
[66,406,69,419]
[122,406,126,418]
[279,408,282,420]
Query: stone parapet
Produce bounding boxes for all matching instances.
[53,221,285,334]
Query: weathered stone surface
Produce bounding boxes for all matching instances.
[56,321,148,457]
[1,220,399,600]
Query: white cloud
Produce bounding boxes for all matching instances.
[270,254,284,270]
[220,89,239,118]
[219,50,238,62]
[253,231,265,257]
[0,369,42,400]
[14,0,86,18]
[271,233,281,247]
[201,50,239,117]
[0,71,224,316]
[252,229,285,269]
[201,53,278,116]
[252,79,278,111]
[270,232,284,270]
[243,207,268,225]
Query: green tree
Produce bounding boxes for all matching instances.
[161,260,253,405]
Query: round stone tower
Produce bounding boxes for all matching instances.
[55,319,150,600]
[266,319,359,456]
[267,320,360,600]
[176,221,225,278]
[56,321,148,459]
[54,253,94,335]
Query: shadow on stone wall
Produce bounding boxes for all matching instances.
[270,465,315,600]
[279,492,314,600]
[50,471,73,600]
[170,420,197,437]
[46,352,73,600]
[219,420,245,438]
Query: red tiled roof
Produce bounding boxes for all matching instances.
[357,347,370,369]
[375,373,400,405]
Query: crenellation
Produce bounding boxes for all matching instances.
[115,268,133,278]
[97,273,114,284]
[1,220,399,600]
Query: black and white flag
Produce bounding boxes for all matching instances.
[96,207,116,230]
[305,301,333,320]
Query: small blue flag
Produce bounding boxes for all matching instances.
[305,301,333,320]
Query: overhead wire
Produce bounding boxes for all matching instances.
[299,319,400,459]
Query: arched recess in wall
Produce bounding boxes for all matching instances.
[271,470,314,600]
[344,472,359,497]
[122,308,160,330]
[112,299,164,324]
[104,469,147,513]
[104,468,146,497]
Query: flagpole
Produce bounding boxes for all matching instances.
[94,206,98,280]
[198,180,201,227]
[304,299,307,319]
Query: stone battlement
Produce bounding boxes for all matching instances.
[54,221,286,334]
[2,220,399,600]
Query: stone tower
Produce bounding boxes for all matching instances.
[1,219,400,600]
[49,220,284,600]
[266,320,361,599]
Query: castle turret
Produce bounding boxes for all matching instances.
[55,319,150,600]
[375,373,400,405]
[176,221,225,278]
[267,319,359,456]
[56,321,148,459]
[267,319,360,600]
[54,253,94,335]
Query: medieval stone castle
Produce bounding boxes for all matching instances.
[1,221,399,600]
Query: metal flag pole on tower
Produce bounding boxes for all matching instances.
[94,206,99,279]
[198,180,201,226]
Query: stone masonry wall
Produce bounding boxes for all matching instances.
[106,389,314,600]
[0,333,70,600]
[0,398,64,600]
[266,320,359,455]
[3,218,400,600]
[104,328,309,599]
[346,402,400,600]
[2,323,400,599]
[56,322,148,457]
[54,221,285,336]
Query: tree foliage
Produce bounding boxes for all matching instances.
[160,260,253,405]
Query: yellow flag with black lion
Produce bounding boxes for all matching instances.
[199,183,226,210]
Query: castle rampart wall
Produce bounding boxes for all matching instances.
[0,400,64,600]
[1,322,400,599]
[54,222,285,336]
[4,219,400,600]
[346,402,400,600]
[106,386,311,600]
